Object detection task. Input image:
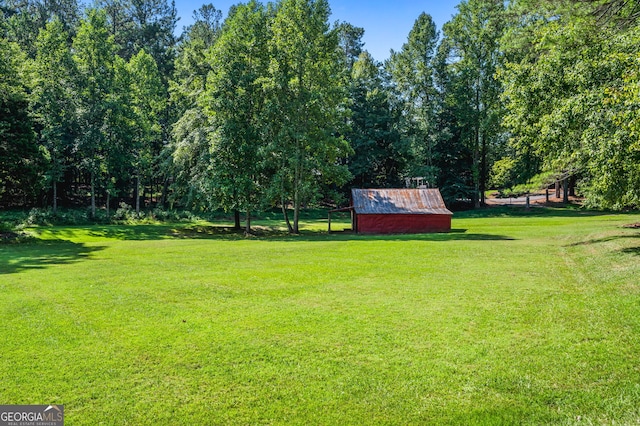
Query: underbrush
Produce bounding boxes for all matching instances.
[0,221,34,243]
[494,171,559,198]
[0,205,349,230]
[0,205,205,228]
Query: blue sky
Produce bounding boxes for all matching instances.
[173,0,461,62]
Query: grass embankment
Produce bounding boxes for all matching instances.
[1,207,639,424]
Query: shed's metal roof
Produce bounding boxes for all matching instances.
[351,188,453,215]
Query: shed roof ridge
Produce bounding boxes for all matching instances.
[351,188,452,216]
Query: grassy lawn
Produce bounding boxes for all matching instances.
[1,207,639,424]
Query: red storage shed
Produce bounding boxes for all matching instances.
[351,188,452,234]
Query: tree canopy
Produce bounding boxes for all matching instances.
[1,0,639,218]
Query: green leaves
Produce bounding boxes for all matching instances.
[500,1,640,209]
[31,18,77,211]
[169,0,351,232]
[264,0,351,232]
[0,38,41,205]
[440,0,506,206]
[200,0,270,226]
[387,13,439,181]
[348,52,408,188]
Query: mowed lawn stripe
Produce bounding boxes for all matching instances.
[0,210,639,424]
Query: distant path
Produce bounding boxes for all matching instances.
[485,194,549,206]
[485,192,583,206]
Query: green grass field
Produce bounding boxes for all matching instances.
[1,207,639,424]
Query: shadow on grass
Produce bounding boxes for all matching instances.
[88,224,256,240]
[620,247,640,256]
[169,226,516,243]
[454,205,632,219]
[88,224,186,240]
[568,235,640,247]
[0,240,105,275]
[276,228,516,242]
[38,224,516,243]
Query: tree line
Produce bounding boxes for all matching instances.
[1,0,638,232]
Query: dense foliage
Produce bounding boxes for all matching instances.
[500,0,640,209]
[1,0,638,229]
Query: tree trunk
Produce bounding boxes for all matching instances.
[292,145,303,234]
[563,177,569,204]
[106,191,110,218]
[293,189,300,234]
[555,181,561,198]
[245,210,251,234]
[472,132,481,209]
[161,177,169,208]
[53,180,57,215]
[91,171,96,219]
[293,203,300,234]
[569,176,576,196]
[473,87,481,209]
[135,175,140,215]
[480,132,487,206]
[280,164,293,232]
[234,210,241,230]
[293,168,301,234]
[281,202,293,233]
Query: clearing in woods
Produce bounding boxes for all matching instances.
[0,206,639,424]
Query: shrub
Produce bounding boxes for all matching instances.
[490,157,517,190]
[0,221,13,233]
[112,203,141,222]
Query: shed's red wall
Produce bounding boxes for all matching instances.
[356,214,451,234]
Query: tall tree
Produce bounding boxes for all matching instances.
[0,37,41,206]
[347,51,409,188]
[200,0,270,233]
[264,0,351,233]
[335,21,364,72]
[441,0,505,207]
[2,0,80,57]
[97,0,177,209]
[500,0,640,208]
[386,12,439,185]
[429,36,475,204]
[128,48,165,213]
[103,54,136,214]
[169,4,222,210]
[97,0,135,48]
[31,18,77,213]
[100,0,178,75]
[73,9,118,217]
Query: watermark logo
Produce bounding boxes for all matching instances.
[0,405,63,426]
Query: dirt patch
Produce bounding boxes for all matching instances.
[622,223,640,229]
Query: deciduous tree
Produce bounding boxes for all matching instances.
[31,18,77,213]
[264,0,351,233]
[442,0,505,207]
[73,9,118,217]
[348,51,409,188]
[128,49,165,213]
[0,38,41,206]
[386,12,439,184]
[500,0,640,208]
[170,4,222,211]
[200,1,270,233]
